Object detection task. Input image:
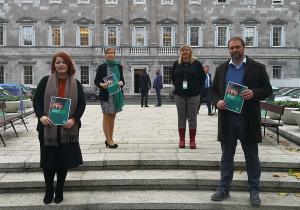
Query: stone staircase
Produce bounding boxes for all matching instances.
[0,156,299,210]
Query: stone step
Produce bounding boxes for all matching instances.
[0,170,299,193]
[0,190,299,210]
[0,152,299,172]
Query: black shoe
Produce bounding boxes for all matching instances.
[250,191,261,206]
[105,141,118,148]
[145,105,149,107]
[54,195,63,204]
[211,189,230,201]
[43,192,53,205]
[208,113,214,116]
[155,104,161,107]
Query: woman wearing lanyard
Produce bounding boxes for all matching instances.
[171,45,206,149]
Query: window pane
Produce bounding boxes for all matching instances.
[244,27,254,46]
[80,66,90,85]
[217,27,227,46]
[162,27,172,47]
[51,26,61,46]
[272,66,282,79]
[135,27,145,47]
[0,26,3,46]
[272,27,282,47]
[22,26,33,46]
[24,66,33,84]
[190,27,199,46]
[80,27,89,46]
[108,27,117,46]
[163,65,172,84]
[0,66,4,83]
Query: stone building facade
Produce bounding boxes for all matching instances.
[0,0,299,95]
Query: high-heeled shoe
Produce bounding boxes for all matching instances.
[105,141,118,148]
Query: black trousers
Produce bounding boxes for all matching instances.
[219,111,261,192]
[141,89,149,106]
[198,88,212,113]
[43,168,68,197]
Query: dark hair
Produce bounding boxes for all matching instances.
[227,37,245,48]
[51,52,76,75]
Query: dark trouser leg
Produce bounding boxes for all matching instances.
[206,91,212,113]
[43,168,55,204]
[141,92,144,107]
[240,141,261,192]
[54,168,68,203]
[156,89,161,105]
[145,90,149,106]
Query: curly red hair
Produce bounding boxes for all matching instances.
[51,52,76,75]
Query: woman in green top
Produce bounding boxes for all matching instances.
[94,48,125,148]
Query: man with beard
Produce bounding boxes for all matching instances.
[210,37,272,206]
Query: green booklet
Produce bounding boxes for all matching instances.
[49,96,71,125]
[104,74,121,96]
[224,81,248,113]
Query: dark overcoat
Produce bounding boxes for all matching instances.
[211,56,272,143]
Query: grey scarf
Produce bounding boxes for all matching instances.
[43,72,78,146]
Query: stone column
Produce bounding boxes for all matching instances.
[177,0,185,46]
[121,0,129,46]
[149,0,158,46]
[95,0,101,46]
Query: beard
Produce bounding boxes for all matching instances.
[230,52,243,61]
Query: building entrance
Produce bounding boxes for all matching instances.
[134,69,144,93]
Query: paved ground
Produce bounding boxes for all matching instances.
[0,104,299,168]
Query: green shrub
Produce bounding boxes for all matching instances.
[0,95,30,101]
[273,100,300,108]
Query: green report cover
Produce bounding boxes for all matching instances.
[49,96,71,125]
[224,81,248,114]
[104,74,121,96]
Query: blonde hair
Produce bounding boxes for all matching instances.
[178,45,197,64]
[105,47,116,55]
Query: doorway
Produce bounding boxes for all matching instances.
[134,69,144,93]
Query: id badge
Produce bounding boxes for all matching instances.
[182,80,188,89]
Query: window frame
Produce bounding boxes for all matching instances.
[160,26,175,47]
[242,26,258,47]
[104,25,120,46]
[134,0,146,5]
[79,65,91,87]
[21,0,33,3]
[22,65,33,85]
[76,26,92,47]
[217,0,227,4]
[270,26,285,47]
[49,0,62,4]
[106,0,118,4]
[132,26,147,47]
[272,65,283,79]
[189,0,201,5]
[19,25,35,46]
[244,0,256,5]
[48,25,64,46]
[0,66,4,84]
[77,0,90,4]
[187,26,203,47]
[162,65,173,87]
[272,0,284,5]
[161,0,174,5]
[215,26,229,47]
[0,25,7,46]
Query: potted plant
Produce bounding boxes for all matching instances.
[0,95,32,113]
[291,108,300,128]
[278,101,300,125]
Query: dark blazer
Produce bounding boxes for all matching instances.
[94,63,125,101]
[139,72,151,91]
[211,56,272,143]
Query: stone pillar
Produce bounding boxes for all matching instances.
[149,0,158,46]
[121,0,129,46]
[177,0,185,46]
[95,0,101,46]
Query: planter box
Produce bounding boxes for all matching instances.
[282,107,298,125]
[291,110,300,128]
[4,99,32,113]
[268,111,281,120]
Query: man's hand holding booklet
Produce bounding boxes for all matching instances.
[224,81,248,113]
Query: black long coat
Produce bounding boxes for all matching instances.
[211,56,272,143]
[33,76,86,169]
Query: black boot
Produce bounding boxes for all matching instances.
[54,169,68,204]
[43,168,55,205]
